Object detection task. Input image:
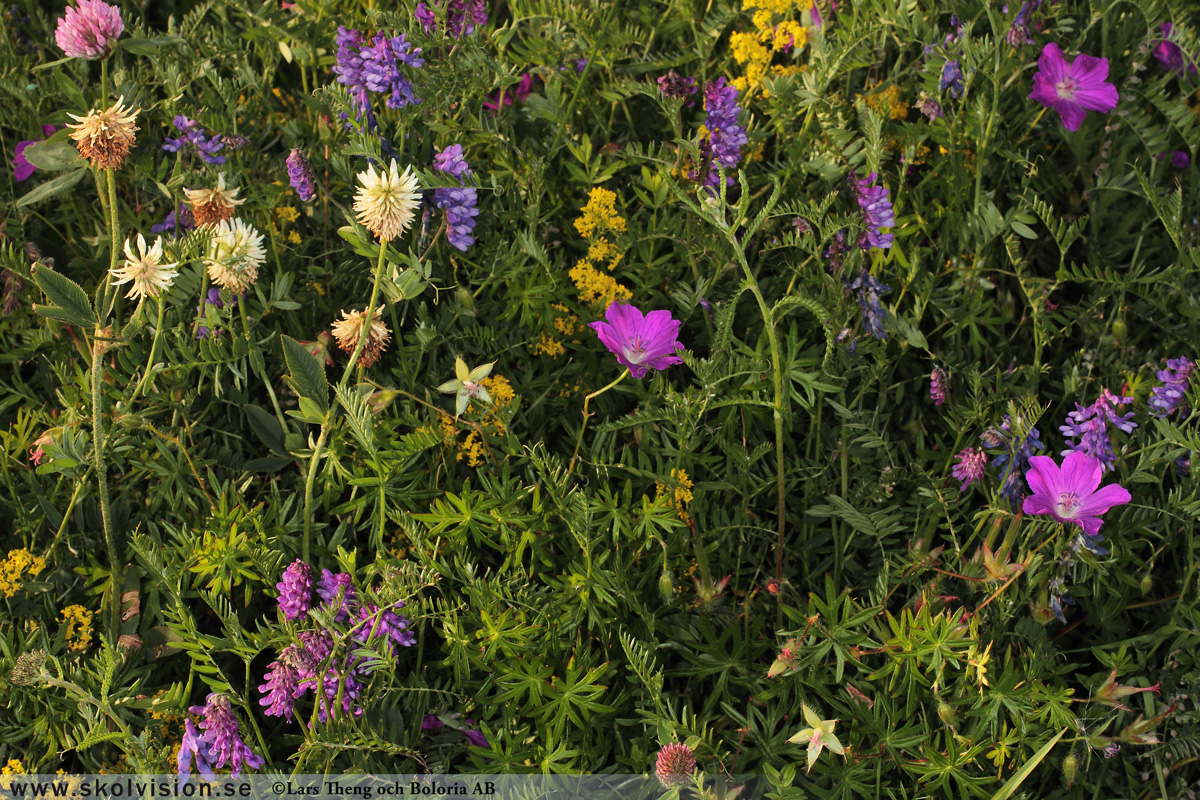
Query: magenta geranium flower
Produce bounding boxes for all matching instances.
[588,302,685,378]
[1022,451,1131,536]
[1028,42,1119,132]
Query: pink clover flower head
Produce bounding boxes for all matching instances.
[589,302,685,378]
[55,0,124,59]
[655,742,697,789]
[1022,451,1131,537]
[1028,42,1119,132]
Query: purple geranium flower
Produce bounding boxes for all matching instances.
[13,125,59,182]
[190,694,265,778]
[588,302,685,378]
[1028,42,1119,132]
[1154,23,1198,76]
[1022,451,1131,537]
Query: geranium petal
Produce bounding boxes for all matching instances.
[1037,42,1071,84]
[1077,483,1132,517]
[1061,451,1103,495]
[1024,455,1060,501]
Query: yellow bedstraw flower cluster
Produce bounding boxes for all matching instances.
[532,303,585,358]
[0,549,46,598]
[568,188,632,307]
[60,604,94,652]
[731,0,812,97]
[655,469,695,522]
[440,375,518,467]
[2,760,25,775]
[858,82,908,121]
[271,201,304,245]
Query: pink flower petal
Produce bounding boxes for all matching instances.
[1077,483,1132,518]
[1060,451,1103,496]
[1024,455,1061,500]
[1037,43,1071,85]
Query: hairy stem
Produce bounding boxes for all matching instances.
[567,369,630,477]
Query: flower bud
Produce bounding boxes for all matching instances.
[658,569,674,602]
[936,700,956,729]
[1063,753,1077,785]
[1140,573,1152,595]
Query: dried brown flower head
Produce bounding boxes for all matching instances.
[185,174,244,227]
[67,96,138,170]
[331,305,391,368]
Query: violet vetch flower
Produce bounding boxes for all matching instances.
[432,144,480,251]
[930,368,946,406]
[843,270,890,340]
[985,414,1044,509]
[258,644,312,722]
[952,448,987,490]
[190,694,265,778]
[1149,356,1194,417]
[315,658,365,723]
[1171,150,1191,169]
[315,570,356,622]
[483,74,536,111]
[854,172,894,250]
[1153,23,1198,76]
[700,78,748,188]
[657,70,698,106]
[334,27,425,130]
[1022,451,1132,537]
[940,60,964,98]
[1028,42,1119,132]
[589,302,686,378]
[462,721,488,748]
[1005,0,1042,47]
[277,559,312,621]
[152,204,195,236]
[1060,389,1137,472]
[163,116,227,165]
[177,719,216,787]
[286,149,317,202]
[352,602,417,657]
[298,629,334,673]
[55,0,123,59]
[422,713,444,730]
[414,0,487,38]
[913,91,943,121]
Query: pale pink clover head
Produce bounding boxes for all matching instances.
[1022,451,1131,537]
[56,0,124,60]
[589,302,685,378]
[1028,42,1119,132]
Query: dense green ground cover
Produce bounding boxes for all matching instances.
[1,0,1198,796]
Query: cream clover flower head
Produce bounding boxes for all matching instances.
[67,96,139,170]
[331,306,391,368]
[353,160,421,242]
[185,174,244,227]
[111,233,178,301]
[204,218,265,293]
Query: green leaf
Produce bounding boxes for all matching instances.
[21,139,85,172]
[17,167,89,208]
[121,35,186,56]
[54,70,88,112]
[988,728,1067,800]
[281,335,329,413]
[244,404,286,453]
[31,264,96,327]
[1010,220,1038,239]
[335,385,376,454]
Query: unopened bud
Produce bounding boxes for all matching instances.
[658,570,674,602]
[1140,573,1152,595]
[936,700,956,729]
[1063,753,1077,785]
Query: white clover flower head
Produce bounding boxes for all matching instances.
[111,233,178,301]
[185,173,244,227]
[353,159,421,242]
[205,217,265,293]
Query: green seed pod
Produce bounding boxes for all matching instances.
[1112,318,1127,344]
[659,569,675,602]
[1140,573,1152,595]
[1063,753,1078,785]
[936,700,956,729]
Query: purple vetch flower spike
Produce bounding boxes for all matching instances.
[843,270,890,340]
[361,32,425,111]
[277,560,313,621]
[1022,451,1132,537]
[1028,42,1119,132]
[189,694,265,778]
[177,718,216,788]
[258,644,312,722]
[930,368,947,406]
[657,71,699,106]
[1059,389,1137,472]
[163,116,227,165]
[940,60,964,98]
[589,302,686,378]
[913,91,943,121]
[985,414,1044,509]
[853,172,894,250]
[462,720,488,748]
[318,659,366,723]
[287,149,317,202]
[315,570,356,622]
[952,448,987,490]
[422,713,444,731]
[700,78,747,189]
[432,145,479,251]
[352,602,417,658]
[415,0,487,37]
[55,0,123,59]
[1149,357,1194,417]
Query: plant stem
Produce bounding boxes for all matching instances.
[129,297,166,403]
[93,167,121,640]
[567,368,630,477]
[728,234,788,599]
[302,238,390,561]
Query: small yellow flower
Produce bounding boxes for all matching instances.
[67,97,139,170]
[787,703,845,773]
[112,233,178,301]
[331,305,391,368]
[1,759,25,775]
[60,604,94,652]
[353,160,421,242]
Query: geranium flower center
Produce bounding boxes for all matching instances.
[1055,77,1078,100]
[1056,491,1081,518]
[623,335,648,363]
